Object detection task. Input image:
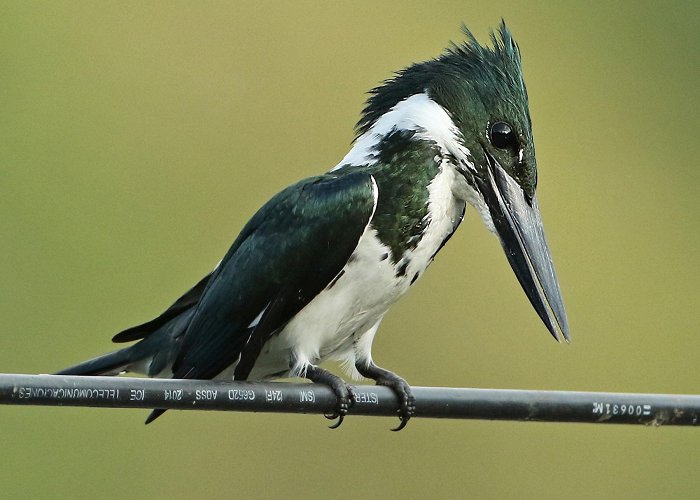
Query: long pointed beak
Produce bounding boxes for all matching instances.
[475,152,570,342]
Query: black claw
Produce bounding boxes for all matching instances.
[327,414,344,429]
[355,362,415,431]
[391,418,408,432]
[304,365,355,429]
[390,384,415,431]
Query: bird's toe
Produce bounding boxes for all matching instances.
[387,379,415,431]
[324,382,355,429]
[304,364,356,429]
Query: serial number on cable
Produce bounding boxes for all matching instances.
[228,389,255,401]
[592,402,651,416]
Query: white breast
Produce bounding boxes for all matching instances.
[248,163,465,380]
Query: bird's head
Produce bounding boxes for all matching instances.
[352,21,570,341]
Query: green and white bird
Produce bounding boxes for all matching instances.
[58,22,569,430]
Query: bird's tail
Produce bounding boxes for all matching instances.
[55,346,169,424]
[55,346,138,376]
[54,311,195,423]
[55,275,210,422]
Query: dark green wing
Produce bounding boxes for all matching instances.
[171,171,377,381]
[112,272,213,343]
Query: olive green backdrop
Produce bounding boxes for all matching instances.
[1,1,698,498]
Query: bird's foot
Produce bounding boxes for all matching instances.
[377,374,415,431]
[304,365,355,429]
[355,362,415,431]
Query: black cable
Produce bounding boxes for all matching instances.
[1,374,697,426]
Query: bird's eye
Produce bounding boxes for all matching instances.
[489,121,516,149]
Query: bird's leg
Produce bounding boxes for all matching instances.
[355,361,415,431]
[303,365,355,429]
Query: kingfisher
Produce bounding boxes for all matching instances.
[57,22,569,430]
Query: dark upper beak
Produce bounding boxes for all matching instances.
[473,151,570,342]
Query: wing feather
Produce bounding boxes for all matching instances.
[171,171,377,380]
[112,272,213,343]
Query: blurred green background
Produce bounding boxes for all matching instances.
[1,1,698,498]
